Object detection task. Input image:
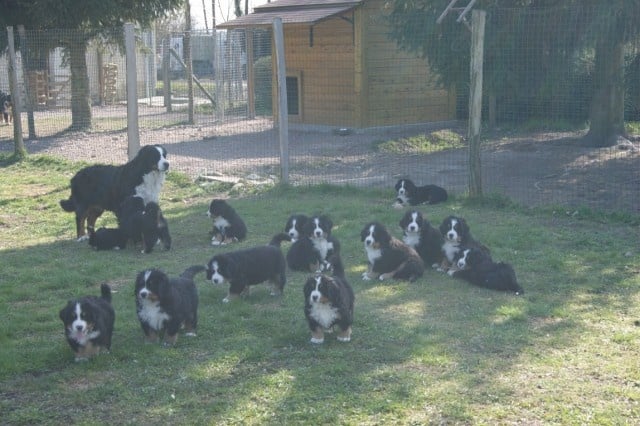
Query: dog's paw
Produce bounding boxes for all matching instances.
[392,202,404,210]
[211,239,222,246]
[361,272,372,281]
[77,235,89,242]
[447,269,457,277]
[185,332,197,337]
[337,336,351,342]
[310,337,324,344]
[74,356,89,362]
[222,297,230,303]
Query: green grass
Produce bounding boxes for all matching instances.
[374,129,465,154]
[1,154,639,424]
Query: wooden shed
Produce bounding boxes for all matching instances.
[219,0,456,128]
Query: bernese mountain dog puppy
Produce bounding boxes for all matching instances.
[399,210,444,268]
[360,221,424,282]
[134,265,205,346]
[60,145,169,241]
[284,213,309,242]
[206,234,288,303]
[1,91,12,124]
[59,283,115,362]
[88,226,127,251]
[393,178,448,208]
[118,196,171,253]
[303,255,354,344]
[207,199,247,246]
[438,215,490,273]
[286,214,340,272]
[450,247,524,295]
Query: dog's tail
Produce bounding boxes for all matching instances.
[268,232,291,247]
[100,283,112,304]
[60,197,75,212]
[180,265,207,280]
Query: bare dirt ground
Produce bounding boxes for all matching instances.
[1,111,639,214]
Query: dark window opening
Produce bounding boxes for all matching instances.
[286,76,299,116]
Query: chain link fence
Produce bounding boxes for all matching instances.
[0,4,638,215]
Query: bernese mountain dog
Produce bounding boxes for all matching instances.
[286,214,340,272]
[360,221,425,282]
[134,265,205,346]
[59,283,115,362]
[207,199,247,246]
[206,234,288,303]
[117,196,171,253]
[438,215,490,273]
[399,210,444,268]
[303,255,354,344]
[393,178,448,208]
[1,91,12,124]
[60,145,169,241]
[88,227,127,251]
[450,247,524,295]
[284,213,309,242]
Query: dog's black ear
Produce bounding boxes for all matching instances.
[459,218,469,235]
[156,273,172,301]
[321,215,333,231]
[360,226,368,242]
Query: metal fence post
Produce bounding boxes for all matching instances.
[124,22,140,160]
[273,18,289,184]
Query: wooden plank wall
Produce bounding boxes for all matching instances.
[277,0,455,128]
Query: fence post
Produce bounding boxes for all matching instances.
[7,26,26,158]
[273,18,289,184]
[124,22,140,160]
[17,25,36,140]
[468,9,485,197]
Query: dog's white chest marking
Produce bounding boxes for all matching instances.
[365,245,382,264]
[312,238,333,260]
[442,241,460,262]
[138,299,169,330]
[135,171,165,204]
[309,302,340,329]
[403,233,420,248]
[213,217,230,231]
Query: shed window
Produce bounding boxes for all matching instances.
[286,75,300,116]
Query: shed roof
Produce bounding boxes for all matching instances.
[217,0,363,29]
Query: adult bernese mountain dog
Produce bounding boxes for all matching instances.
[286,214,340,272]
[207,199,247,245]
[59,283,115,362]
[284,213,309,242]
[303,255,354,344]
[438,215,490,273]
[450,247,524,295]
[360,221,424,282]
[399,210,444,268]
[60,145,169,241]
[393,178,448,208]
[206,234,288,303]
[134,265,205,346]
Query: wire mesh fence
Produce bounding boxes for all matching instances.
[0,3,638,215]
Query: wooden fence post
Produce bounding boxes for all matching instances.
[468,9,485,197]
[124,22,140,160]
[273,18,289,184]
[7,26,26,158]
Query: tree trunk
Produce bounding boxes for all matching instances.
[582,37,625,147]
[69,38,92,130]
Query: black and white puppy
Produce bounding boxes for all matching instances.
[139,202,171,253]
[88,226,127,251]
[438,215,490,273]
[60,145,169,241]
[118,196,171,253]
[361,221,425,282]
[450,247,524,295]
[399,210,444,268]
[207,199,247,246]
[206,234,287,303]
[303,255,354,344]
[134,265,205,346]
[59,283,115,362]
[284,214,309,242]
[393,178,448,208]
[1,91,12,124]
[287,214,340,272]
